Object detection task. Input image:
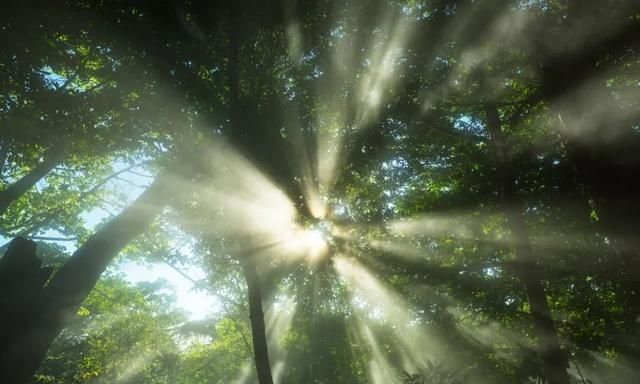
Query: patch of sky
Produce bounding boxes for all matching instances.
[329,25,345,39]
[396,184,410,196]
[483,266,501,278]
[435,56,450,66]
[516,0,551,11]
[452,114,488,138]
[332,200,350,220]
[382,156,408,171]
[1,93,19,114]
[283,77,297,100]
[400,2,434,20]
[301,50,317,62]
[443,2,458,16]
[118,260,220,320]
[1,158,218,320]
[308,65,324,79]
[419,155,450,168]
[40,66,68,89]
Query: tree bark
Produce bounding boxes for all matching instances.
[241,260,274,384]
[0,237,53,366]
[0,147,63,216]
[225,4,275,383]
[0,170,174,384]
[484,102,569,384]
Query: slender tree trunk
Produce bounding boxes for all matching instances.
[226,3,274,382]
[484,102,569,384]
[0,171,174,384]
[241,260,274,384]
[0,147,63,216]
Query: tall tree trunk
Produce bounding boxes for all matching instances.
[484,102,569,384]
[241,260,274,384]
[0,171,174,384]
[226,3,275,382]
[0,147,63,216]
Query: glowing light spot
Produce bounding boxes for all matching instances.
[366,89,382,107]
[306,229,326,249]
[300,227,329,262]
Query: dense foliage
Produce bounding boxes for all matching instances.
[1,0,639,383]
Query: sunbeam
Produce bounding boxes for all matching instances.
[314,9,414,193]
[265,296,297,384]
[348,320,398,384]
[4,1,639,383]
[334,256,441,368]
[232,361,254,384]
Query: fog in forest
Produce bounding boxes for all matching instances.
[1,1,640,383]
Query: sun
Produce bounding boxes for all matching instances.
[298,221,334,263]
[305,228,326,251]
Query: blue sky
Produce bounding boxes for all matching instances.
[1,160,219,320]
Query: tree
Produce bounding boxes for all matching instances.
[0,170,177,383]
[2,1,640,383]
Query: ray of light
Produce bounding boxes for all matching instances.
[271,360,287,384]
[193,139,298,243]
[387,213,475,238]
[232,361,254,384]
[384,212,608,259]
[174,138,322,259]
[265,296,297,341]
[265,296,297,384]
[80,307,133,335]
[581,350,640,383]
[183,141,340,265]
[347,319,399,384]
[315,11,414,194]
[420,9,534,112]
[333,255,439,368]
[316,107,347,193]
[334,251,544,380]
[547,70,640,145]
[275,225,331,265]
[354,15,414,127]
[445,305,529,360]
[113,351,157,383]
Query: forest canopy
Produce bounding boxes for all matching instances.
[1,0,640,383]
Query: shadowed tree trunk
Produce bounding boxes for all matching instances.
[0,170,174,383]
[226,3,276,382]
[0,146,64,216]
[241,259,275,384]
[0,237,53,370]
[484,102,569,384]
